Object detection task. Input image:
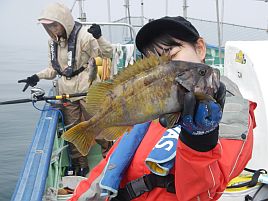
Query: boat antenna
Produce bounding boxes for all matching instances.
[124,0,132,25]
[107,0,112,22]
[216,0,223,67]
[183,0,188,19]
[141,0,144,26]
[79,0,87,22]
[107,0,113,41]
[71,0,87,22]
[123,0,133,41]
[71,0,77,12]
[166,0,168,16]
[221,0,224,49]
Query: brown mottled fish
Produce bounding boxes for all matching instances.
[62,55,220,156]
[88,57,98,86]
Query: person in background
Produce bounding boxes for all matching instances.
[18,3,113,177]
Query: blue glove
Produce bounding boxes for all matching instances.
[179,81,226,136]
[159,82,226,131]
[179,92,222,135]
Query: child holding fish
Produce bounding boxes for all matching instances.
[67,16,256,201]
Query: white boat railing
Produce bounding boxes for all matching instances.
[81,22,136,54]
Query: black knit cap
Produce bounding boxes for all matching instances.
[135,16,200,54]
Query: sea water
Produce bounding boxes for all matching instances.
[0,44,51,200]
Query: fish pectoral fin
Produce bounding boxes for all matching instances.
[159,113,181,128]
[61,121,95,156]
[98,126,133,141]
[194,92,216,101]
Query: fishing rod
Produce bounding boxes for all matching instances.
[0,88,87,105]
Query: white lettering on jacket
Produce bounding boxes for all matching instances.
[67,51,72,66]
[155,127,181,151]
[50,42,55,60]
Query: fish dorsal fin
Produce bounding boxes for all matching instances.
[86,81,114,116]
[113,55,170,85]
[98,126,132,141]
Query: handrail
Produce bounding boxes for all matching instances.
[80,21,137,60]
[11,101,59,201]
[80,21,137,40]
[80,22,137,60]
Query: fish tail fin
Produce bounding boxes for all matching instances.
[61,121,97,156]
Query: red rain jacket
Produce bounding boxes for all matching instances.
[69,101,256,201]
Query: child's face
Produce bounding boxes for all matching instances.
[154,38,206,63]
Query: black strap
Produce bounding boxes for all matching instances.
[111,174,175,201]
[50,21,84,79]
[227,169,267,189]
[69,66,85,77]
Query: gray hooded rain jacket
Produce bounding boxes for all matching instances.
[37,3,113,101]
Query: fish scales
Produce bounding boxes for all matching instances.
[62,55,220,156]
[90,62,182,126]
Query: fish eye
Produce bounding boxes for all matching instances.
[199,69,207,76]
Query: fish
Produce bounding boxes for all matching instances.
[88,57,98,86]
[62,55,220,156]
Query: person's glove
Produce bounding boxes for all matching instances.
[87,24,102,39]
[177,92,223,152]
[18,74,39,92]
[179,92,222,135]
[179,82,226,135]
[160,82,226,151]
[159,82,226,130]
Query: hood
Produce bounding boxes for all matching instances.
[38,3,75,40]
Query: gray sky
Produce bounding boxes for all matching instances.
[0,0,267,48]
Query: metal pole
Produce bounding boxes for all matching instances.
[216,0,222,67]
[141,0,144,25]
[124,0,133,40]
[70,0,77,12]
[107,0,112,41]
[166,0,168,16]
[124,0,127,23]
[221,0,224,48]
[127,0,132,25]
[183,0,188,19]
[77,0,86,22]
[78,0,82,20]
[107,0,111,22]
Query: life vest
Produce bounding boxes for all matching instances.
[50,21,85,79]
[110,173,175,201]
